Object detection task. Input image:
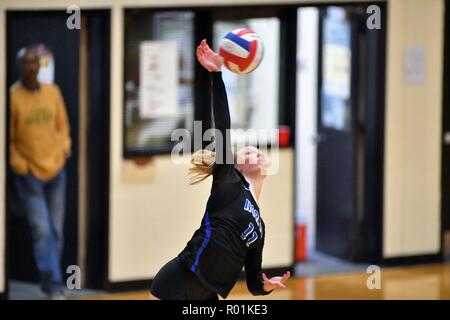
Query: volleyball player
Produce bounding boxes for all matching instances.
[149,40,290,300]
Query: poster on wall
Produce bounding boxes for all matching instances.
[321,7,352,131]
[323,44,351,99]
[139,41,179,118]
[404,47,426,85]
[36,44,55,84]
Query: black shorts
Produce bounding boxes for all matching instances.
[150,257,218,300]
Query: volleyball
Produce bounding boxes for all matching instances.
[219,28,264,74]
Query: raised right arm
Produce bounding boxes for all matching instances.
[210,72,233,167]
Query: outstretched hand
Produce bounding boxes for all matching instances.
[262,271,291,292]
[196,39,223,72]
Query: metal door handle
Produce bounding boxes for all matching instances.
[312,133,327,144]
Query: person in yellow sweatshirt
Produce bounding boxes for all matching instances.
[10,46,71,299]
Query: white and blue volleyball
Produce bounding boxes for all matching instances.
[219,28,264,74]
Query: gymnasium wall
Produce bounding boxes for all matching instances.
[383,0,444,258]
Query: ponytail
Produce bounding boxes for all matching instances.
[189,149,216,185]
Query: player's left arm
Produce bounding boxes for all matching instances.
[244,235,291,295]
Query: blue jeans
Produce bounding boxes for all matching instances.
[15,169,66,293]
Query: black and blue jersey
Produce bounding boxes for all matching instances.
[177,72,268,299]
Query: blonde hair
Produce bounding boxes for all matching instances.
[189,149,216,185]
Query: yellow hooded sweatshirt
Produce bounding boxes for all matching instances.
[10,81,71,181]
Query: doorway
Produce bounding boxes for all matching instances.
[297,3,386,267]
[6,11,80,289]
[5,9,110,298]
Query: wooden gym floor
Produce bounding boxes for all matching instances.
[81,263,450,300]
